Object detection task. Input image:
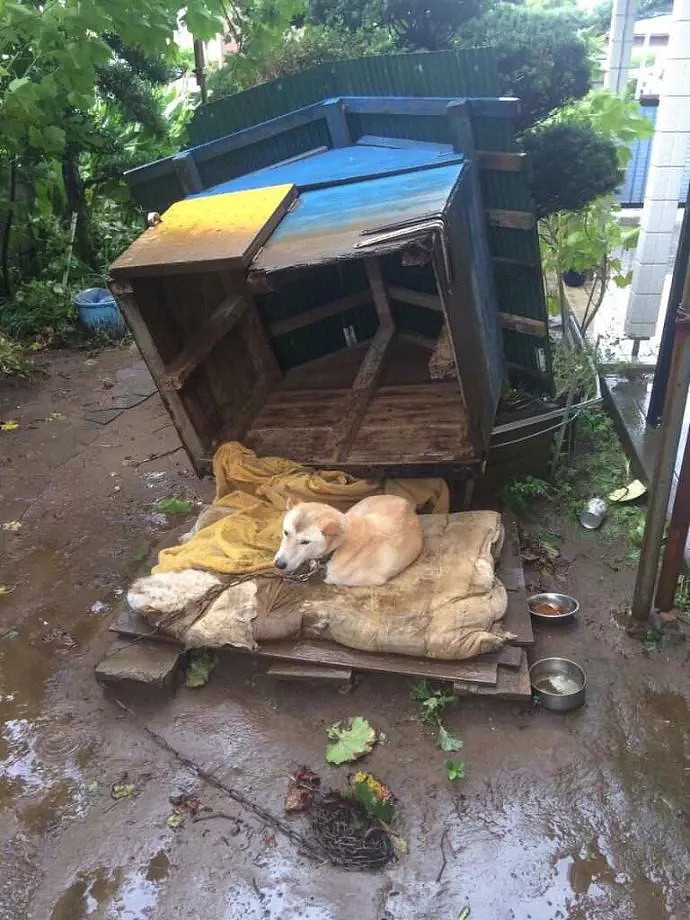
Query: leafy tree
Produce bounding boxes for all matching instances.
[0,0,226,295]
[307,0,384,30]
[207,23,394,96]
[456,5,593,128]
[382,0,481,50]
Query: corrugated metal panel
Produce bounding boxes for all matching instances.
[188,49,499,146]
[618,101,689,207]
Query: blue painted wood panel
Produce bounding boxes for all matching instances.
[251,164,465,275]
[193,144,463,197]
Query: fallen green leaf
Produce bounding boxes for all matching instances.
[1,629,19,641]
[156,497,192,515]
[185,650,218,688]
[326,716,376,765]
[0,420,19,431]
[0,584,16,597]
[166,812,185,829]
[443,759,465,782]
[43,412,65,422]
[351,771,395,822]
[87,780,99,795]
[458,907,471,920]
[111,781,136,800]
[437,725,463,753]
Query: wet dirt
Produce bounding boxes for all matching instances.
[1,347,689,920]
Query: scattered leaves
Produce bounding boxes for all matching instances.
[156,497,193,515]
[443,759,466,782]
[1,629,19,641]
[42,411,65,422]
[284,766,320,813]
[185,649,218,688]
[111,777,136,800]
[0,420,19,431]
[437,725,463,753]
[326,716,376,765]
[0,584,17,596]
[458,908,471,920]
[87,781,99,795]
[166,792,201,829]
[166,812,185,829]
[350,771,395,823]
[1,521,22,532]
[409,679,455,724]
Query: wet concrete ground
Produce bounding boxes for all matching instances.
[1,348,688,920]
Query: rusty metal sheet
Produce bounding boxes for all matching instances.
[250,164,465,277]
[110,184,296,280]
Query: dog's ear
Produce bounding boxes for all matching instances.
[320,515,342,538]
[284,491,297,511]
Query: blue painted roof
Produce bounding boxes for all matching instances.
[195,144,462,196]
[251,163,466,275]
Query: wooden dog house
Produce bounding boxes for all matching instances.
[110,53,551,480]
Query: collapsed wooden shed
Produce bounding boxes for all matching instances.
[110,51,551,480]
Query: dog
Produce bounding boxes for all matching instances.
[274,494,423,587]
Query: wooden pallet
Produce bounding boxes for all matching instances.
[111,513,532,699]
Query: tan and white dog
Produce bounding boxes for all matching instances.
[274,494,423,587]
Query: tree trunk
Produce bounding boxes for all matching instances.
[1,158,17,299]
[62,151,97,269]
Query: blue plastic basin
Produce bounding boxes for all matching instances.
[73,288,126,337]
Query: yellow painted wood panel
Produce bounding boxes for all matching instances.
[110,184,296,279]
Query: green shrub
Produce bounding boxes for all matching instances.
[0,333,32,379]
[521,121,622,218]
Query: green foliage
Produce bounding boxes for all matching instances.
[185,649,219,688]
[208,21,393,96]
[2,279,78,341]
[437,724,463,753]
[409,679,455,724]
[443,759,465,782]
[307,0,384,30]
[326,716,377,764]
[522,122,621,219]
[382,0,481,50]
[0,333,31,379]
[457,5,593,128]
[501,476,552,515]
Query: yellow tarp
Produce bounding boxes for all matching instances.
[154,441,449,576]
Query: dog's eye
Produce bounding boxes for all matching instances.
[300,539,310,545]
[283,530,288,537]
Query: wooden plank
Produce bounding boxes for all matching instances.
[398,330,436,350]
[498,512,534,646]
[268,290,371,337]
[108,280,208,474]
[266,663,352,686]
[112,610,499,685]
[478,151,526,173]
[325,325,395,462]
[172,151,203,194]
[388,285,442,312]
[364,258,395,326]
[486,209,535,231]
[110,185,297,279]
[323,99,351,147]
[356,135,454,153]
[243,299,282,386]
[454,651,531,701]
[342,96,519,119]
[163,295,248,390]
[267,146,328,168]
[499,313,547,337]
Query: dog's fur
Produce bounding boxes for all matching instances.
[274,494,423,587]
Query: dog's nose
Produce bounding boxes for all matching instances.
[275,558,287,570]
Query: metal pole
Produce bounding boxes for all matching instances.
[655,422,690,611]
[631,255,690,620]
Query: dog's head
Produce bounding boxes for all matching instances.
[274,497,344,573]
